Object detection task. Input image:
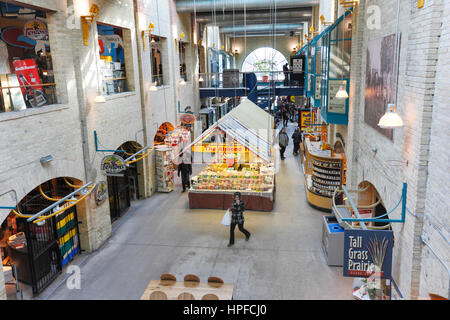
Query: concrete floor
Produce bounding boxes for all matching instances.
[11,122,353,300]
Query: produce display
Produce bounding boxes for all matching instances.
[191,163,274,192]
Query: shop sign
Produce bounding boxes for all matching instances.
[180,113,196,125]
[192,143,248,155]
[94,181,108,206]
[300,110,315,132]
[101,155,126,174]
[23,19,48,40]
[343,229,394,279]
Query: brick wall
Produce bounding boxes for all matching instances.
[344,0,448,298]
[420,0,449,298]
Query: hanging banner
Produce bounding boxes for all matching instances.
[328,79,347,114]
[101,155,126,174]
[343,229,394,279]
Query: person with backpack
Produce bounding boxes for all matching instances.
[292,126,302,156]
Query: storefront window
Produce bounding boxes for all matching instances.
[0,1,57,113]
[97,23,128,95]
[179,42,187,81]
[151,35,165,86]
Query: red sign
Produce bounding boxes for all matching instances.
[13,59,43,94]
[13,59,46,107]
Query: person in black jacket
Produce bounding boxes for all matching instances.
[228,192,251,247]
[177,154,192,192]
[292,126,302,156]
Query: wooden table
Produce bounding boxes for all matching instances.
[141,280,234,300]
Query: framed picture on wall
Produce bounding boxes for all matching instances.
[364,34,397,140]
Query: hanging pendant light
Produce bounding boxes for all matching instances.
[378,103,403,128]
[198,75,204,82]
[150,81,158,91]
[179,79,186,85]
[335,85,349,99]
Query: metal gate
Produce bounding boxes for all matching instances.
[22,216,62,294]
[108,174,131,222]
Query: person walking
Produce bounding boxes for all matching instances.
[228,192,251,247]
[282,106,289,127]
[278,127,289,160]
[177,154,192,192]
[283,63,289,86]
[292,126,302,156]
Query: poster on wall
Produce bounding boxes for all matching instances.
[364,34,396,140]
[343,229,393,279]
[328,79,347,114]
[13,59,46,108]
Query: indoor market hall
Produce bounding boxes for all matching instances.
[0,0,449,304]
[33,122,353,300]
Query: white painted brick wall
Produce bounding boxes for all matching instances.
[343,0,449,299]
[420,0,450,299]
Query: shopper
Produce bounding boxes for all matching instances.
[278,127,289,160]
[283,63,289,86]
[177,154,192,192]
[282,107,289,127]
[292,127,302,156]
[228,192,251,247]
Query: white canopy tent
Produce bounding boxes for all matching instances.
[180,99,274,162]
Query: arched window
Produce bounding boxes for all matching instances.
[241,47,288,81]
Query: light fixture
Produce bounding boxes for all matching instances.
[378,104,404,128]
[94,95,106,103]
[198,75,204,82]
[179,79,186,85]
[40,155,53,165]
[142,22,155,51]
[80,4,100,46]
[335,85,349,99]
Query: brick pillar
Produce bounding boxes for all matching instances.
[405,0,444,299]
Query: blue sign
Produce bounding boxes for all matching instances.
[343,229,394,279]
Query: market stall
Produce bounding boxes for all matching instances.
[184,99,276,211]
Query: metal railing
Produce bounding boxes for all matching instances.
[0,83,57,113]
[198,70,304,89]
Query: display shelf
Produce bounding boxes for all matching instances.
[155,146,174,192]
[312,166,341,175]
[304,138,345,210]
[312,171,341,181]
